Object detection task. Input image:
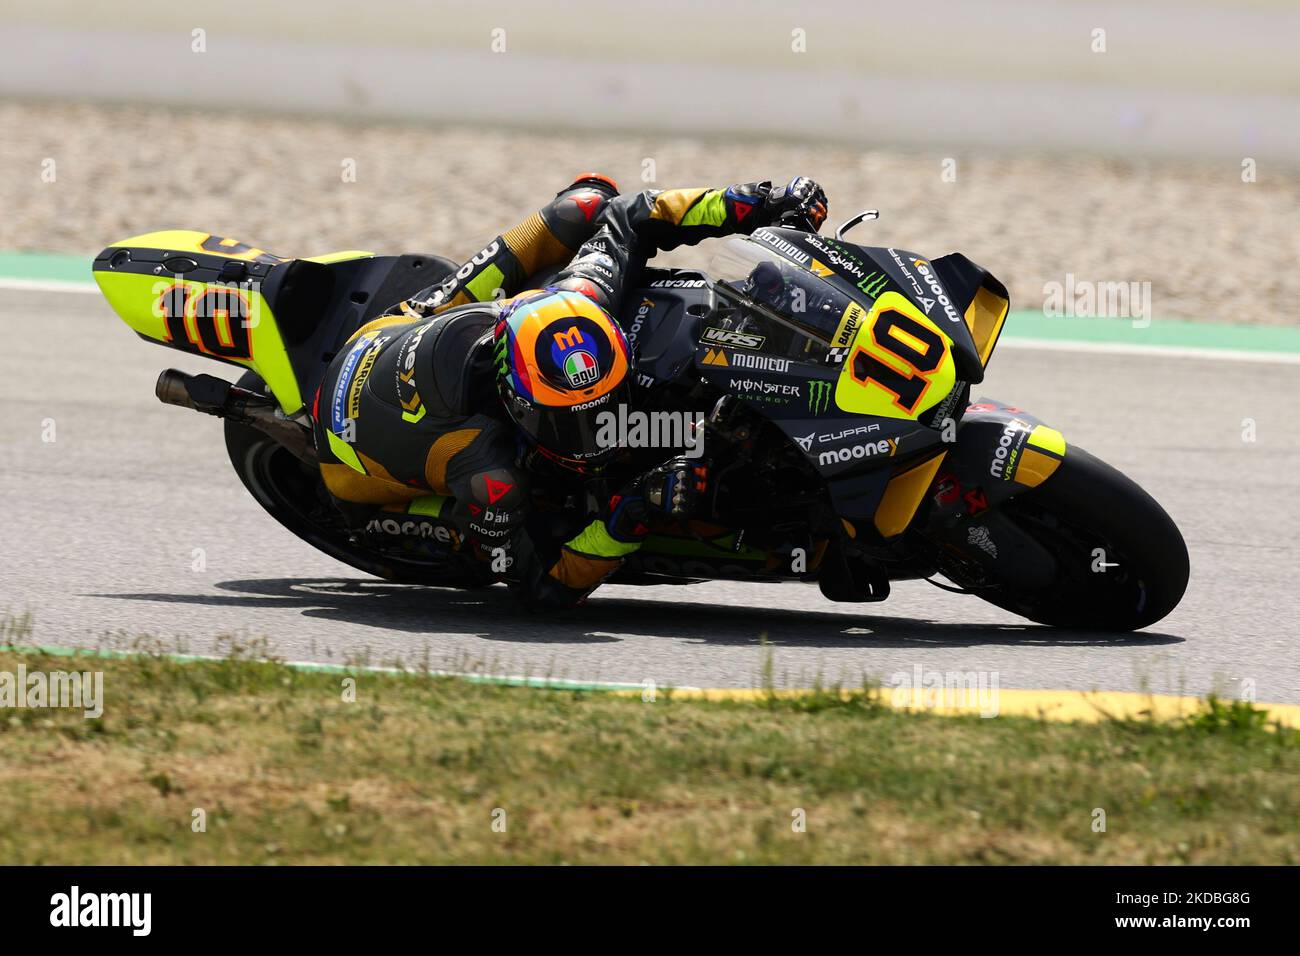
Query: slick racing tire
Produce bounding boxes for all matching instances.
[224,372,480,588]
[976,446,1189,631]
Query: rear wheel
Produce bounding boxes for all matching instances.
[224,372,476,587]
[974,447,1188,630]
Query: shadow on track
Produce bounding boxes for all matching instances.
[88,577,1185,650]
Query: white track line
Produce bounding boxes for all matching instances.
[998,336,1300,365]
[4,279,1299,364]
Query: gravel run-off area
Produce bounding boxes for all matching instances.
[3,100,1298,324]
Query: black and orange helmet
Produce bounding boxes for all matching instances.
[493,289,632,472]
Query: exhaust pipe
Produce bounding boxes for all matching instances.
[155,369,317,464]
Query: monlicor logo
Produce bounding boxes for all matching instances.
[50,886,151,936]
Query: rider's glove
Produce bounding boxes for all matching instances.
[764,176,829,233]
[605,457,710,543]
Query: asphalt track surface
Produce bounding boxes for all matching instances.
[3,286,1298,702]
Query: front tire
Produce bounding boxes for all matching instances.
[975,447,1189,630]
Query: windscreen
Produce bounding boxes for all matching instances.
[707,237,861,365]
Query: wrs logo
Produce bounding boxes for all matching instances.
[808,380,832,414]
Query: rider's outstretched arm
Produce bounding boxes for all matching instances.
[549,178,829,310]
[388,173,621,318]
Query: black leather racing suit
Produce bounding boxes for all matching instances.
[314,176,822,608]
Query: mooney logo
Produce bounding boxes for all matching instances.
[365,518,457,544]
[818,437,897,466]
[913,259,962,323]
[990,419,1030,480]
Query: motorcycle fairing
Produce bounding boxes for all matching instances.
[93,230,458,414]
[747,229,987,382]
[911,400,1068,584]
[94,231,311,412]
[927,399,1067,521]
[830,289,958,421]
[929,253,1011,369]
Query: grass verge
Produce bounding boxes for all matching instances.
[1,647,1296,864]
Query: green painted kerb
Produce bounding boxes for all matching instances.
[0,643,645,693]
[1003,310,1300,355]
[0,251,93,283]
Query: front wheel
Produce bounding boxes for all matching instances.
[972,447,1189,630]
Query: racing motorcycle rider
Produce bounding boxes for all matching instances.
[314,174,829,608]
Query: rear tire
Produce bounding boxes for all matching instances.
[976,447,1189,630]
[224,372,475,587]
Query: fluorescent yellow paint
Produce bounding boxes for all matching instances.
[407,495,447,517]
[1027,424,1066,457]
[108,229,281,262]
[964,284,1010,367]
[874,451,947,538]
[93,270,305,414]
[326,430,365,473]
[834,291,956,420]
[303,250,376,264]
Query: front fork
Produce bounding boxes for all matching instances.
[915,399,1069,589]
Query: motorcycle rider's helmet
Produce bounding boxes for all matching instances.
[744,260,788,306]
[493,289,632,473]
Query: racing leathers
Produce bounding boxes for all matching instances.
[313,174,829,608]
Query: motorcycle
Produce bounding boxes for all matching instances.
[92,212,1189,630]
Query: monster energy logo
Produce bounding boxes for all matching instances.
[493,336,509,377]
[858,272,888,298]
[808,380,832,414]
